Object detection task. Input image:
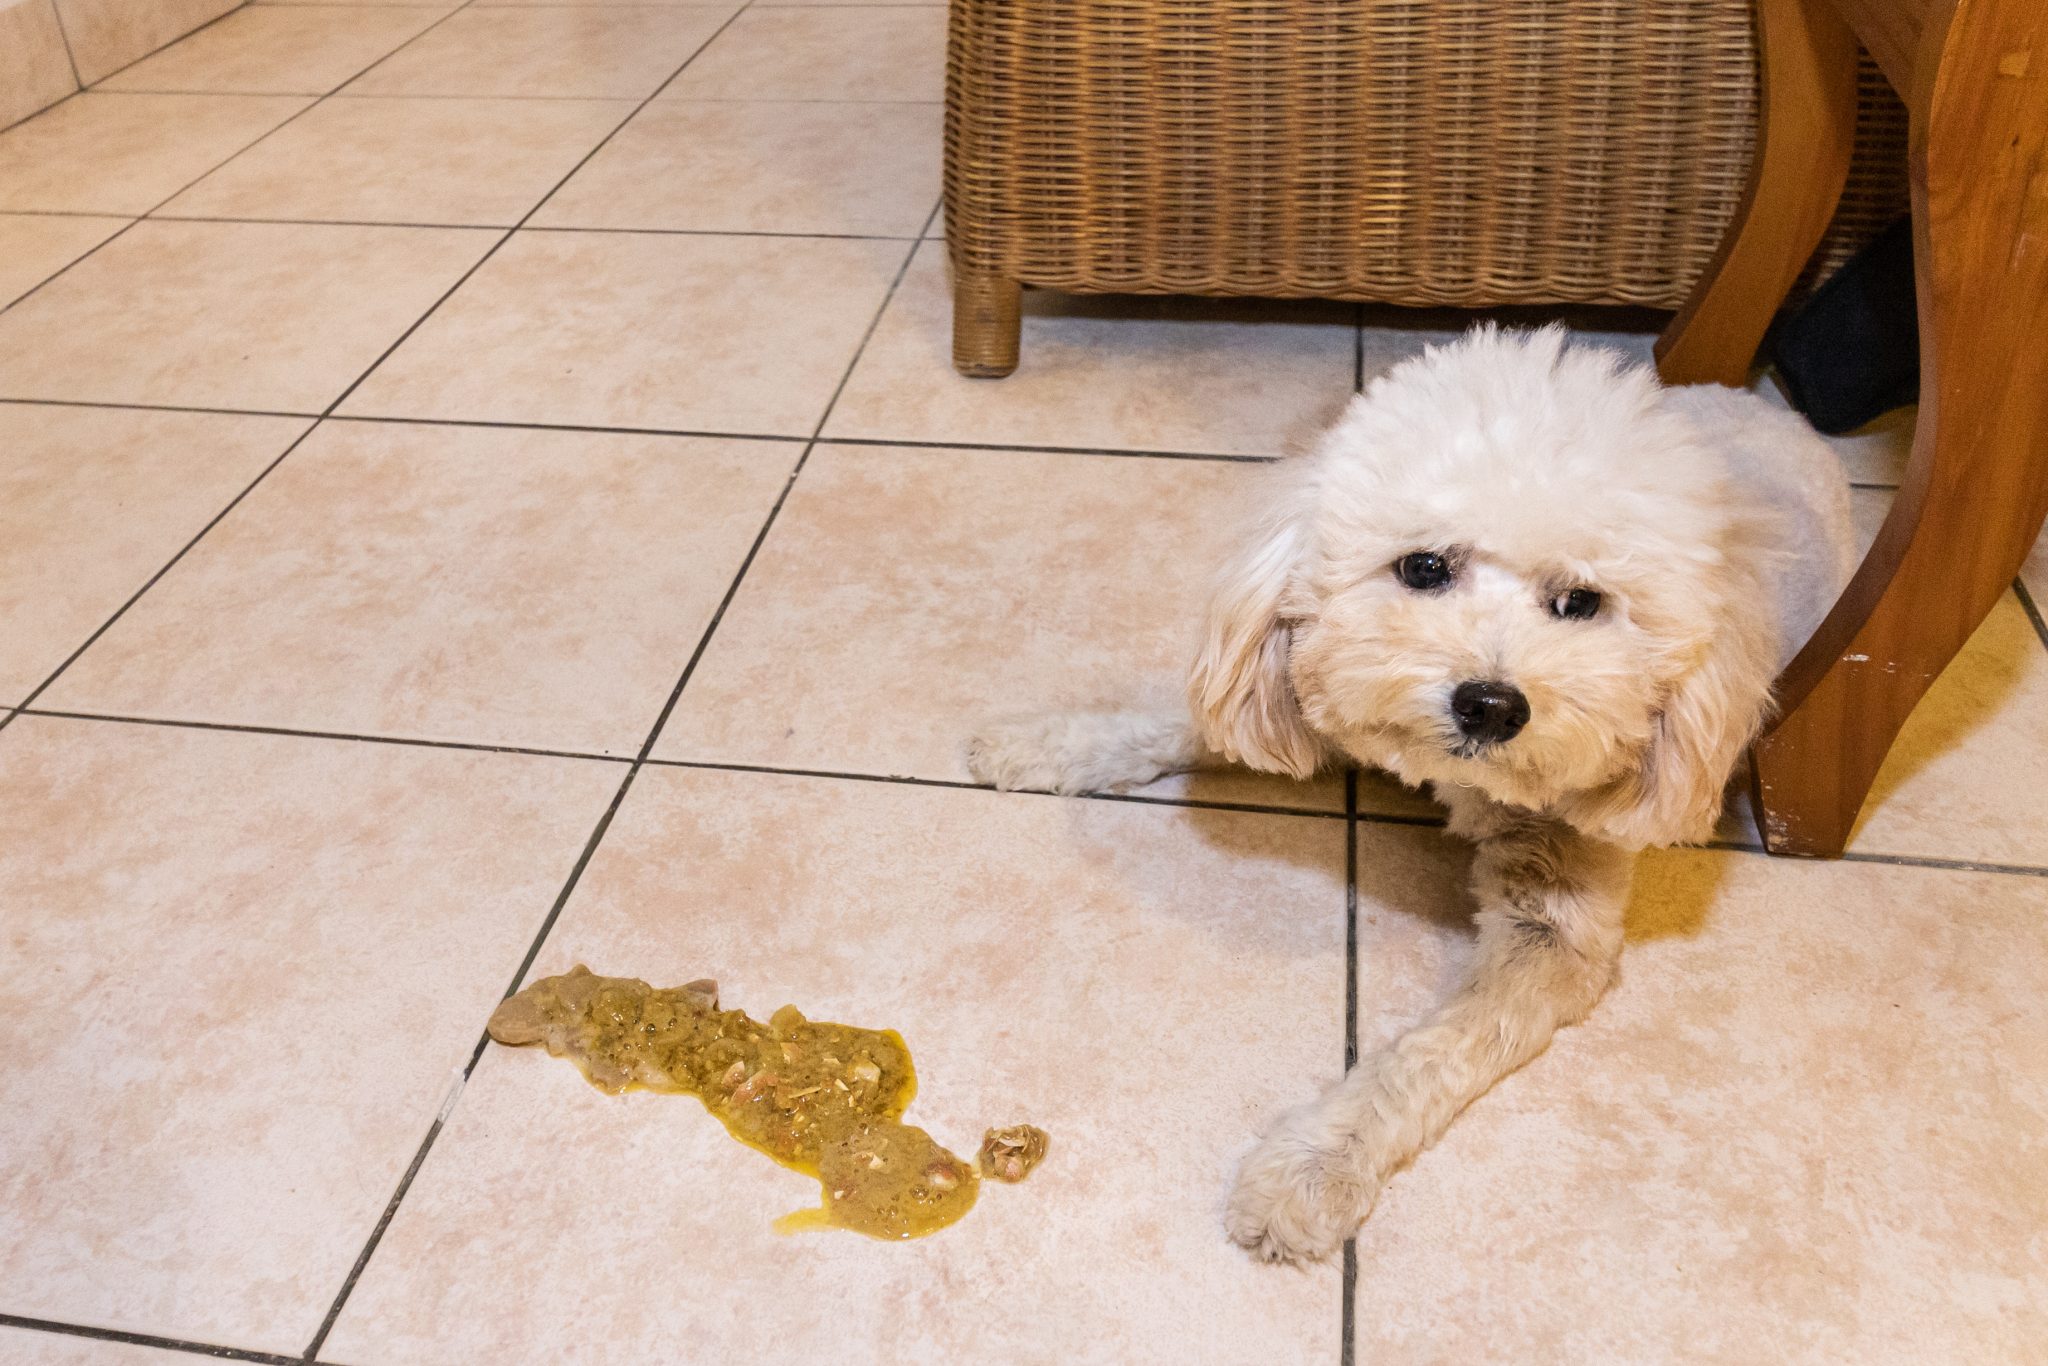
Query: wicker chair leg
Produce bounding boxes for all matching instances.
[951,270,1021,378]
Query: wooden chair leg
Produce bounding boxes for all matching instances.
[1750,0,2048,856]
[951,268,1021,378]
[1654,0,1861,386]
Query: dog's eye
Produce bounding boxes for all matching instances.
[1394,552,1453,592]
[1551,588,1602,620]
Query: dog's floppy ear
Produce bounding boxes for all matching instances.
[1188,494,1324,780]
[1578,608,1777,849]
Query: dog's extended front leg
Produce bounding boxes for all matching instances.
[966,709,1226,795]
[1225,816,1633,1264]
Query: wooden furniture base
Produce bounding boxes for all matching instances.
[1658,0,2048,856]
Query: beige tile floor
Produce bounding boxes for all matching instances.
[1,4,2045,1364]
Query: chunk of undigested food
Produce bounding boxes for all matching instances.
[487,966,981,1240]
[817,1121,977,1240]
[978,1124,1051,1183]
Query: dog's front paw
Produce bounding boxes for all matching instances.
[966,714,1077,793]
[1225,1113,1382,1266]
[965,713,1120,795]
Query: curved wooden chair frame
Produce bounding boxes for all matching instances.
[1657,0,2048,856]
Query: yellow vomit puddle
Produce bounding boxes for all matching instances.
[488,966,1048,1241]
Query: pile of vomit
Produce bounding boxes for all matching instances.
[489,966,1049,1240]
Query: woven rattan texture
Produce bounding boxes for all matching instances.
[944,0,1910,308]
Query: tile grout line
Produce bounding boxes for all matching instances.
[0,0,493,322]
[1340,768,1359,1366]
[1352,302,1366,393]
[655,756,1358,821]
[0,395,1289,464]
[2014,575,2048,657]
[11,708,634,765]
[243,1,738,6]
[300,65,921,1362]
[13,732,2047,877]
[561,94,957,104]
[0,1312,302,1366]
[0,396,319,419]
[1838,848,2048,879]
[1343,772,1360,1067]
[247,1,942,5]
[144,215,933,241]
[43,0,85,92]
[1705,833,2048,879]
[296,755,637,1360]
[0,391,1922,480]
[114,89,950,103]
[5,704,1359,821]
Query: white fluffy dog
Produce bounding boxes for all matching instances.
[968,325,1854,1264]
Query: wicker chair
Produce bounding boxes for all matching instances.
[944,0,1909,376]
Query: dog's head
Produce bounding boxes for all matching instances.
[1191,325,1780,849]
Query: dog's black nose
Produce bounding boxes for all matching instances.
[1450,680,1530,744]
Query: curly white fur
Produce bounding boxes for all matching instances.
[967,326,1854,1264]
[965,709,1219,796]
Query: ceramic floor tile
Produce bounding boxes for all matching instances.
[532,99,940,237]
[162,95,633,227]
[0,92,310,214]
[44,422,798,756]
[1353,319,1658,392]
[342,230,907,435]
[1826,406,1915,487]
[827,244,1359,456]
[97,5,447,95]
[0,1327,208,1366]
[1749,372,1916,487]
[1355,320,1459,388]
[664,7,945,102]
[1343,829,2048,1361]
[343,5,735,99]
[324,768,1345,1364]
[1848,482,1894,553]
[0,404,308,704]
[0,716,622,1352]
[0,219,495,412]
[1843,592,2048,866]
[660,442,1419,815]
[0,214,127,307]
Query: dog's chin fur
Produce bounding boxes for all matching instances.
[969,323,1857,1266]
